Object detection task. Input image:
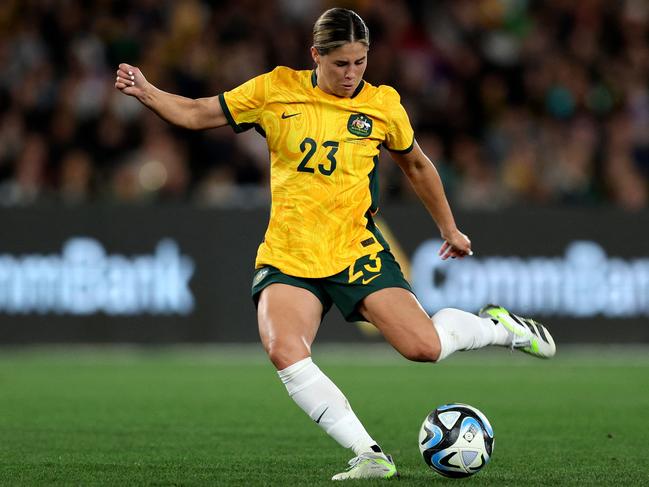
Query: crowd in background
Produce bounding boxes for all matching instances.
[0,0,648,210]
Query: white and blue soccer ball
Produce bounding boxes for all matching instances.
[418,403,494,478]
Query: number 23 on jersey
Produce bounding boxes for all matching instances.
[297,137,339,176]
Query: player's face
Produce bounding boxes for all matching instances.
[311,42,368,97]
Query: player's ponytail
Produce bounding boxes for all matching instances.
[313,8,370,55]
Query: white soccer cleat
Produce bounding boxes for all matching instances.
[331,452,398,480]
[479,304,556,358]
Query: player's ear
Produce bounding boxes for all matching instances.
[310,46,320,66]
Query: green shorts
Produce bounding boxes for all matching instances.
[251,250,413,322]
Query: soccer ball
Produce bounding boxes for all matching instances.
[418,403,494,478]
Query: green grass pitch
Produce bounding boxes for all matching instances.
[1,345,648,486]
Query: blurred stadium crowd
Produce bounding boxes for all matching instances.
[0,0,648,209]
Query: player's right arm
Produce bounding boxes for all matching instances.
[114,63,227,130]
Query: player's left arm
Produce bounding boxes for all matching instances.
[390,142,472,260]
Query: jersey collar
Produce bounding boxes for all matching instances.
[311,70,365,99]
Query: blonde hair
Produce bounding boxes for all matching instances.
[313,8,370,55]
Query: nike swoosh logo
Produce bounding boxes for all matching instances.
[362,274,382,285]
[281,112,300,119]
[315,406,329,424]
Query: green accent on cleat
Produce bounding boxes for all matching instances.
[479,304,556,359]
[331,452,398,481]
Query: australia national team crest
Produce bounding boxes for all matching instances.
[253,267,269,286]
[347,113,373,137]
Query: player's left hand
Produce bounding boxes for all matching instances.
[438,229,472,260]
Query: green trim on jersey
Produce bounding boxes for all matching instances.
[364,153,389,250]
[384,137,415,154]
[218,93,243,133]
[365,213,390,250]
[219,93,266,137]
[367,154,380,214]
[351,80,366,98]
[310,70,365,98]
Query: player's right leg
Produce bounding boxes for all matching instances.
[256,282,396,480]
[256,282,322,370]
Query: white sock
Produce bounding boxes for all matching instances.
[433,308,511,361]
[277,357,378,455]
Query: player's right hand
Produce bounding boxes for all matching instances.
[115,63,148,98]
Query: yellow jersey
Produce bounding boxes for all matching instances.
[219,67,414,278]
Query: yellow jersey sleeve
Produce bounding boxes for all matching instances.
[218,71,270,133]
[382,87,415,153]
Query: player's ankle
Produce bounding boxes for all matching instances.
[351,440,382,456]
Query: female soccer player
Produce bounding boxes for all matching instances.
[115,8,555,480]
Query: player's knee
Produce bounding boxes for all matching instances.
[399,340,441,363]
[431,307,459,324]
[264,337,310,370]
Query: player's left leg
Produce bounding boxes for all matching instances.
[358,288,555,362]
